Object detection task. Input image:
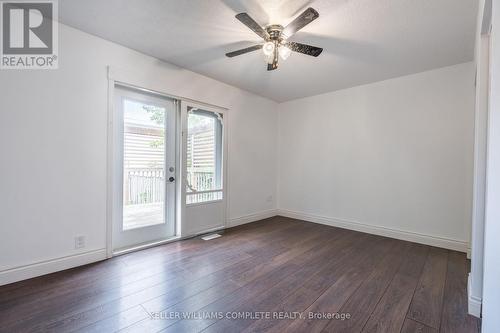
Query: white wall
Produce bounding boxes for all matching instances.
[278,63,475,251]
[482,0,500,331]
[0,24,278,277]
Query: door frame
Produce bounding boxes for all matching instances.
[106,67,229,257]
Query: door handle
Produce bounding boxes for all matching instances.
[168,176,175,182]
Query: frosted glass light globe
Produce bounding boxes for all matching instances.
[279,45,291,60]
[262,42,275,56]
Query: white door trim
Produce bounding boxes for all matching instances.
[106,72,115,258]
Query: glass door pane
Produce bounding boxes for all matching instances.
[123,99,165,230]
[186,109,223,204]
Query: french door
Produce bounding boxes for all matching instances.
[112,86,177,251]
[181,101,227,236]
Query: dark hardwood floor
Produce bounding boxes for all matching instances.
[0,217,480,333]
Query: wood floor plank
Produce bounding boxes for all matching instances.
[200,232,383,333]
[360,243,429,333]
[27,221,331,332]
[118,225,351,333]
[0,220,313,331]
[322,240,410,333]
[241,235,394,333]
[75,305,150,333]
[401,318,438,333]
[280,239,398,333]
[160,232,372,333]
[164,233,360,331]
[407,247,448,329]
[0,218,479,333]
[46,261,250,333]
[1,249,253,331]
[0,217,298,308]
[157,263,302,333]
[285,269,367,333]
[440,251,480,333]
[119,280,243,332]
[69,227,341,333]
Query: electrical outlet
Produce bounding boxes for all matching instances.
[266,195,273,203]
[74,236,85,249]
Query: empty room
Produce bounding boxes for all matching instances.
[1,0,500,332]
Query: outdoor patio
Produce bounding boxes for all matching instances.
[123,203,164,230]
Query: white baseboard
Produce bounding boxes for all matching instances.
[227,209,278,228]
[277,209,469,253]
[0,249,107,286]
[468,274,482,317]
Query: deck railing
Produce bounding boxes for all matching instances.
[124,168,214,205]
[186,170,214,192]
[124,169,164,205]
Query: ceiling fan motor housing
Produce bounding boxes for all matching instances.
[266,25,284,41]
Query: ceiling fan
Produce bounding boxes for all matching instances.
[226,7,323,71]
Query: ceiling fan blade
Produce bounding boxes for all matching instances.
[282,7,319,38]
[286,42,323,57]
[235,13,269,40]
[225,44,262,57]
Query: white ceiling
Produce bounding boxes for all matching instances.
[59,0,478,102]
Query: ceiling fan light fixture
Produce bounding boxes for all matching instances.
[226,8,322,70]
[262,41,275,56]
[279,45,291,60]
